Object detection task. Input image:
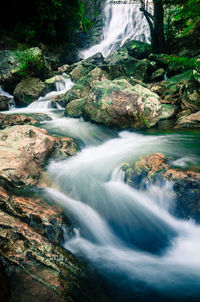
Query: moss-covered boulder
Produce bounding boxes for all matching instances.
[62,67,109,106]
[123,40,152,60]
[83,79,162,129]
[66,98,87,118]
[104,47,149,81]
[13,77,47,106]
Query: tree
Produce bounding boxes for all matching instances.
[138,0,165,54]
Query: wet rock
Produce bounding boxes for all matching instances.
[176,109,191,119]
[181,79,200,112]
[0,113,38,129]
[83,79,162,129]
[0,48,54,93]
[0,95,11,110]
[66,98,87,118]
[62,67,109,106]
[158,104,178,121]
[0,125,78,188]
[124,40,152,60]
[0,186,64,244]
[13,77,47,106]
[175,111,200,128]
[0,207,86,302]
[104,47,149,81]
[69,62,95,82]
[122,153,200,221]
[150,68,165,82]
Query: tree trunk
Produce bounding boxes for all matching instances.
[152,0,165,53]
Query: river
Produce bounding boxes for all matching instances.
[2,95,200,301]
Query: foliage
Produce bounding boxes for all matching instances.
[164,55,200,79]
[14,49,45,77]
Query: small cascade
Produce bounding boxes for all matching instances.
[80,0,152,59]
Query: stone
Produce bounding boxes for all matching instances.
[62,67,109,106]
[122,153,200,221]
[84,79,162,129]
[181,79,200,112]
[0,125,78,187]
[0,113,38,129]
[158,104,178,121]
[175,111,200,128]
[124,40,152,60]
[104,47,149,81]
[66,98,87,118]
[0,48,54,93]
[0,95,11,111]
[0,207,85,302]
[0,186,64,244]
[150,68,165,82]
[14,77,47,106]
[70,62,95,82]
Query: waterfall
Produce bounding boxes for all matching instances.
[80,0,152,59]
[2,76,74,119]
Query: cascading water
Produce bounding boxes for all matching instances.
[1,76,74,119]
[35,118,200,301]
[80,0,152,59]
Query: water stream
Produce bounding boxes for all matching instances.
[1,89,200,300]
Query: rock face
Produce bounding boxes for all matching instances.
[84,79,162,129]
[0,186,86,302]
[0,125,78,187]
[13,77,47,106]
[123,153,200,222]
[175,111,200,128]
[0,113,38,129]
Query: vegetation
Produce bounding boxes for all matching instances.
[0,0,93,47]
[14,49,45,77]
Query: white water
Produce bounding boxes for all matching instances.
[1,76,74,119]
[36,120,200,300]
[80,0,152,59]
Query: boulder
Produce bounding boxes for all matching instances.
[0,125,78,187]
[13,77,47,106]
[83,79,162,129]
[122,153,200,221]
[181,79,200,112]
[66,98,87,118]
[0,95,11,111]
[69,62,95,82]
[0,48,54,93]
[158,104,178,121]
[62,67,109,106]
[104,47,149,81]
[124,40,152,60]
[0,113,38,129]
[175,111,200,128]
